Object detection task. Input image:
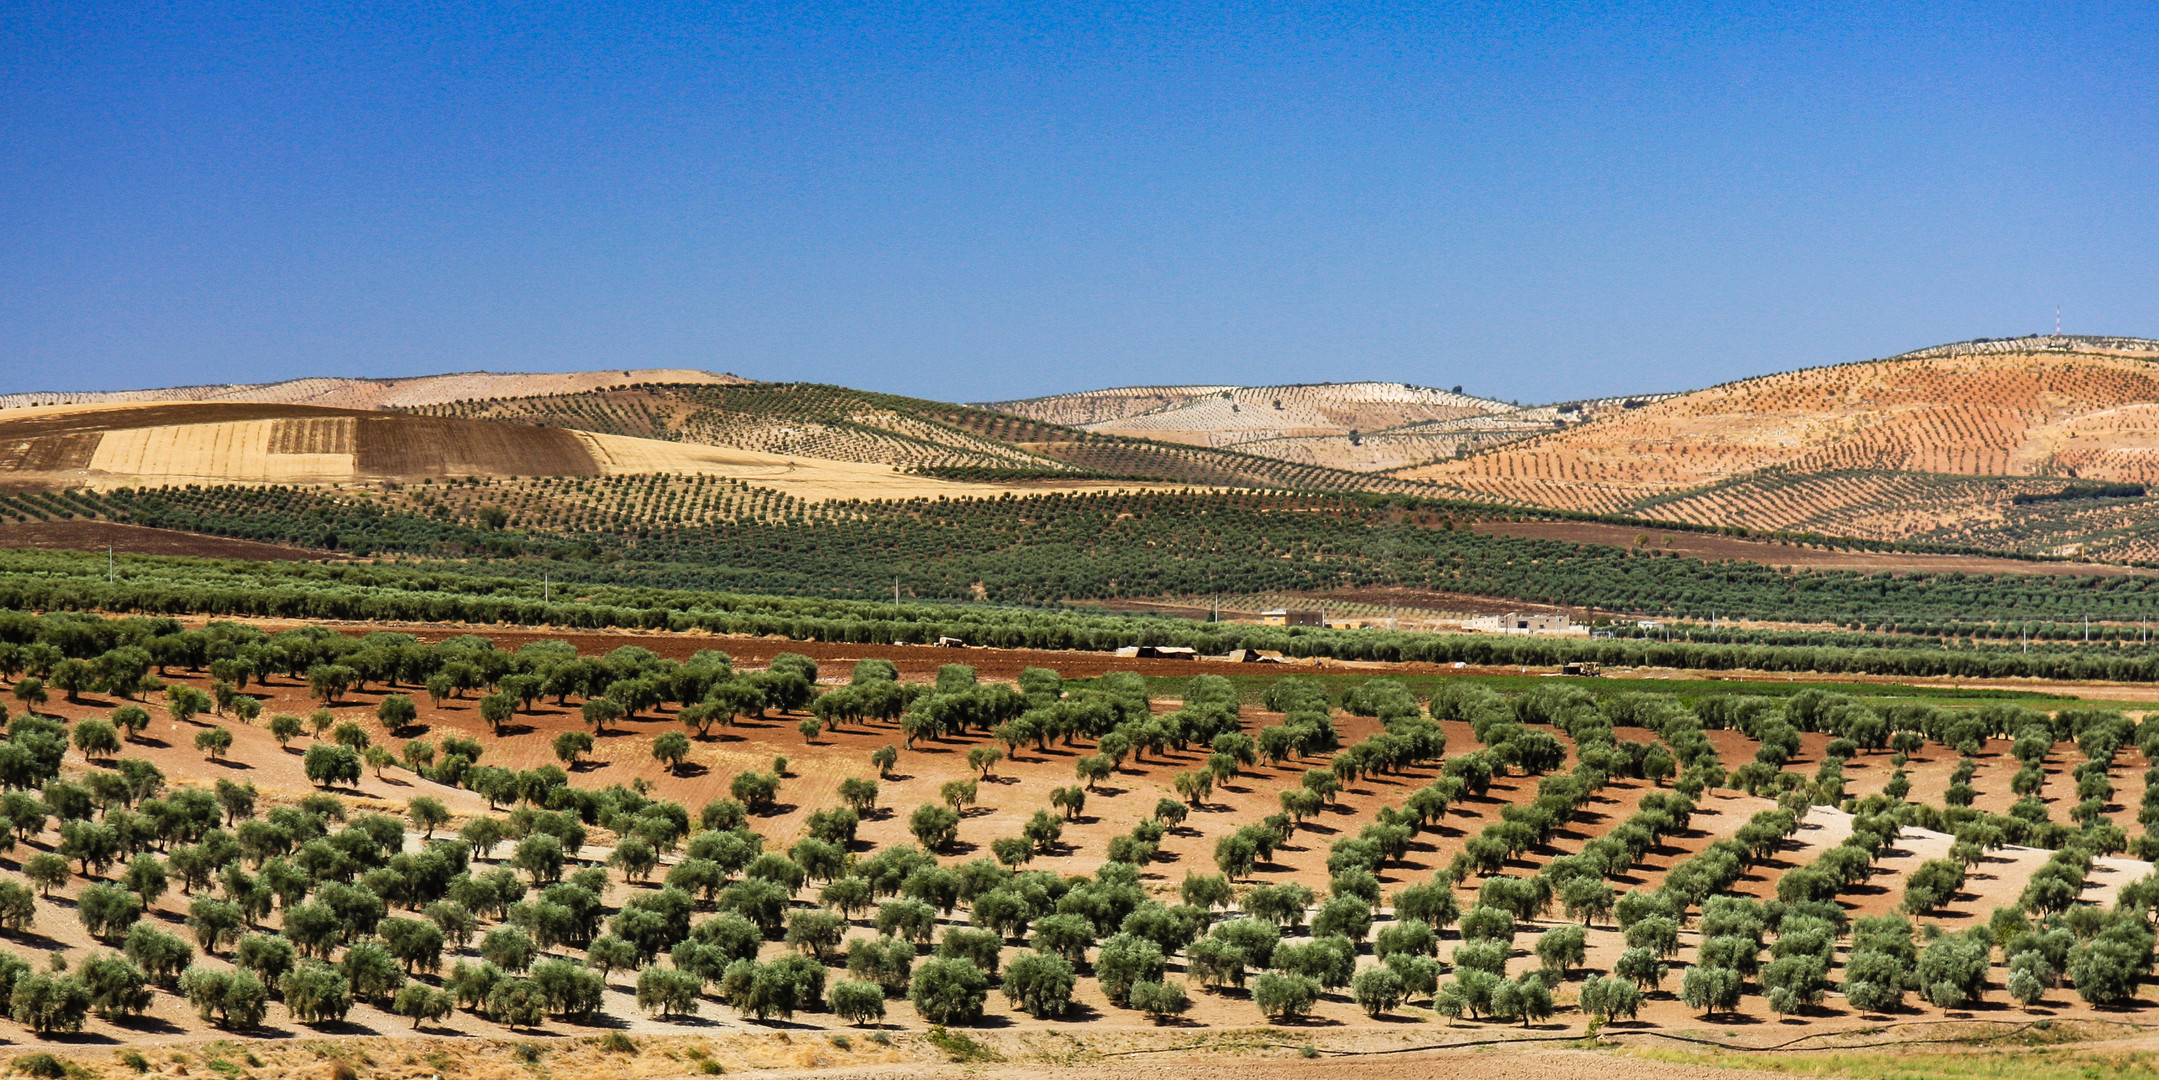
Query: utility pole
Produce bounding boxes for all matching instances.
[894,578,900,604]
[543,573,549,604]
[107,544,113,583]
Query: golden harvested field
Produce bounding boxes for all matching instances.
[1402,337,2159,518]
[0,403,601,486]
[0,403,1205,504]
[0,370,748,413]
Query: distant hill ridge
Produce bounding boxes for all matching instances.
[19,336,2159,562]
[1399,334,2159,519]
[0,369,749,412]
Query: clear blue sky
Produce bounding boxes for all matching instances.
[4,1,2155,403]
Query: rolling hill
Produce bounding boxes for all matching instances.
[409,380,1457,493]
[1393,335,2159,541]
[18,338,2159,562]
[0,401,1151,504]
[0,368,747,411]
[984,381,1683,473]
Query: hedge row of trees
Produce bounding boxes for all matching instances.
[48,484,2159,627]
[18,545,2159,685]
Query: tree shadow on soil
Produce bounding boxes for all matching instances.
[108,1014,186,1036]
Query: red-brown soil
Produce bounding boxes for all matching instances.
[0,520,326,561]
[5,621,2159,1058]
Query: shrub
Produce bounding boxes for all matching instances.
[1535,924,1587,979]
[1458,904,1514,944]
[489,977,547,1029]
[80,954,152,1019]
[1761,954,1828,1015]
[1253,972,1320,1021]
[846,935,917,996]
[1577,975,1642,1022]
[126,922,194,985]
[909,804,960,851]
[1918,932,1991,1009]
[1679,964,1742,1018]
[9,973,89,1033]
[2067,921,2154,1007]
[828,979,886,1025]
[908,958,989,1025]
[1001,951,1075,1019]
[874,899,938,944]
[937,927,1004,978]
[634,966,701,1018]
[1842,949,1906,1013]
[1129,978,1191,1024]
[1351,966,1404,1017]
[279,960,353,1023]
[1490,975,1553,1027]
[12,1055,64,1079]
[1310,896,1372,943]
[180,966,268,1028]
[1094,933,1165,1006]
[1613,947,1665,991]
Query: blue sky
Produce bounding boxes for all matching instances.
[3,1,2155,403]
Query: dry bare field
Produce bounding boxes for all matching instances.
[0,403,1202,504]
[0,1029,1978,1080]
[0,371,749,413]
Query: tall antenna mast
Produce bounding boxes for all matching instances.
[2056,306,2062,336]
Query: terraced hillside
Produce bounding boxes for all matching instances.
[414,382,1467,494]
[1233,397,1683,473]
[1398,336,2159,522]
[412,384,1073,475]
[988,383,1687,474]
[1067,383,1509,447]
[979,384,1239,425]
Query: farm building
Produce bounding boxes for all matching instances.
[1465,611,1586,636]
[1259,608,1325,627]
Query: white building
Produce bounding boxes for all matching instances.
[1463,612,1585,636]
